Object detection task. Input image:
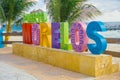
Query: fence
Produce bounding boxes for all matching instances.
[0,30,120,57]
[0,30,22,48]
[106,38,120,44]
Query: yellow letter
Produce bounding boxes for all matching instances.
[40,23,52,48]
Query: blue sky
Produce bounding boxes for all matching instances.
[32,0,120,22]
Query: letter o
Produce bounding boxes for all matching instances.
[70,22,88,52]
[32,24,40,45]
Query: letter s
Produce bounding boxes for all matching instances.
[86,21,107,54]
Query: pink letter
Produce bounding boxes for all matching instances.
[70,22,88,52]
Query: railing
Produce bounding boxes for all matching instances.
[2,32,22,44]
[106,38,120,57]
[105,51,120,57]
[2,32,22,36]
[107,38,120,44]
[0,31,120,57]
[0,32,22,48]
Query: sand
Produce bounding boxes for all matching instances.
[0,47,120,80]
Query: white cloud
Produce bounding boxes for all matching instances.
[89,11,120,22]
[87,0,120,22]
[30,0,46,12]
[87,0,120,12]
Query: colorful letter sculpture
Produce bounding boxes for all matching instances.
[32,24,40,45]
[21,21,107,54]
[52,22,60,49]
[0,30,4,48]
[86,21,107,54]
[22,23,32,44]
[70,22,88,52]
[23,12,48,23]
[40,23,52,48]
[60,22,73,50]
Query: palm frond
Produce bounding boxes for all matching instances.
[0,0,36,23]
[0,4,6,22]
[46,0,101,22]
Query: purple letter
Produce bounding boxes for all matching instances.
[52,22,60,49]
[32,24,40,45]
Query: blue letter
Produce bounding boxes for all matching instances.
[0,29,4,48]
[86,21,107,54]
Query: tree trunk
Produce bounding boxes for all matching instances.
[5,19,12,46]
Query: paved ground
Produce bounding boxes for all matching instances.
[0,47,120,80]
[0,62,38,80]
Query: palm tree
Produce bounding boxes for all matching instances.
[46,0,101,22]
[0,0,35,42]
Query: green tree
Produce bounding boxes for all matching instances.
[47,0,101,22]
[0,0,35,42]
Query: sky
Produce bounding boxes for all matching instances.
[87,0,120,22]
[32,0,120,22]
